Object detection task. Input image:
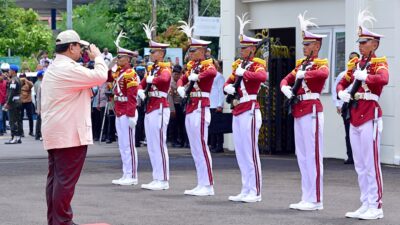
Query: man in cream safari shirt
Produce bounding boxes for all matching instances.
[41,30,108,225]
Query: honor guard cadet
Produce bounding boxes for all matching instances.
[177,21,217,196]
[109,31,140,186]
[138,22,172,191]
[224,13,267,203]
[4,65,23,144]
[280,12,329,211]
[337,10,388,220]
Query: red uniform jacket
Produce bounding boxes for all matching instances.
[225,57,267,116]
[280,57,329,118]
[177,59,217,114]
[108,67,138,117]
[139,62,171,114]
[336,55,389,127]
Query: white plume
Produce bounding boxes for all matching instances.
[114,30,127,48]
[298,11,318,31]
[142,21,156,40]
[358,9,376,28]
[236,13,252,35]
[178,20,194,38]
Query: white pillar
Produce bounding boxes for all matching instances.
[220,0,236,150]
[66,0,73,29]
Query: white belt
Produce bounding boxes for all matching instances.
[239,94,257,103]
[297,93,320,101]
[12,96,20,101]
[354,92,379,102]
[114,96,128,102]
[149,91,167,98]
[190,92,209,98]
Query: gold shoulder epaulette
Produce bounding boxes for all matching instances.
[231,59,241,70]
[347,57,359,70]
[201,58,213,66]
[252,57,266,67]
[296,58,306,67]
[158,61,171,68]
[123,69,136,79]
[186,60,195,70]
[127,81,138,88]
[371,56,387,64]
[313,58,328,66]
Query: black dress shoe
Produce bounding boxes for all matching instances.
[344,159,354,164]
[29,132,34,137]
[105,139,112,144]
[93,137,99,141]
[210,148,224,153]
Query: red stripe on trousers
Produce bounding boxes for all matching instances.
[159,108,167,181]
[129,128,136,179]
[315,115,321,203]
[251,113,260,196]
[373,126,383,208]
[200,107,213,185]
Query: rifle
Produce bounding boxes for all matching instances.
[342,51,372,121]
[226,38,269,107]
[143,60,158,110]
[285,50,314,115]
[181,61,201,112]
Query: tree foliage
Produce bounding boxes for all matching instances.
[0,3,53,57]
[68,0,220,54]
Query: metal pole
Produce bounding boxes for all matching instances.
[67,0,73,29]
[151,0,157,38]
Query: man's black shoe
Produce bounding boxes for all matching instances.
[344,159,354,164]
[29,132,34,137]
[93,137,99,141]
[210,147,224,153]
[106,139,112,144]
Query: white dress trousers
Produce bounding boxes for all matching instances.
[144,106,170,181]
[233,109,262,196]
[350,118,383,209]
[294,112,324,203]
[185,106,214,186]
[115,112,138,179]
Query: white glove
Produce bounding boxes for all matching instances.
[281,85,293,99]
[138,89,146,101]
[296,70,306,79]
[338,90,351,103]
[224,84,235,95]
[235,65,246,77]
[177,86,186,98]
[354,69,368,81]
[146,75,154,84]
[188,72,199,81]
[128,117,136,129]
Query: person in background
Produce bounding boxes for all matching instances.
[102,48,113,65]
[91,82,108,142]
[34,70,44,140]
[209,60,225,153]
[39,51,52,67]
[0,63,10,134]
[135,65,146,147]
[332,52,360,164]
[4,64,23,144]
[19,73,34,137]
[168,64,187,148]
[0,71,7,136]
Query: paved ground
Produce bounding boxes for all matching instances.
[1,125,399,225]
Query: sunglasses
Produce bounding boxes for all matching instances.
[117,55,129,59]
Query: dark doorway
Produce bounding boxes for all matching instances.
[255,27,296,155]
